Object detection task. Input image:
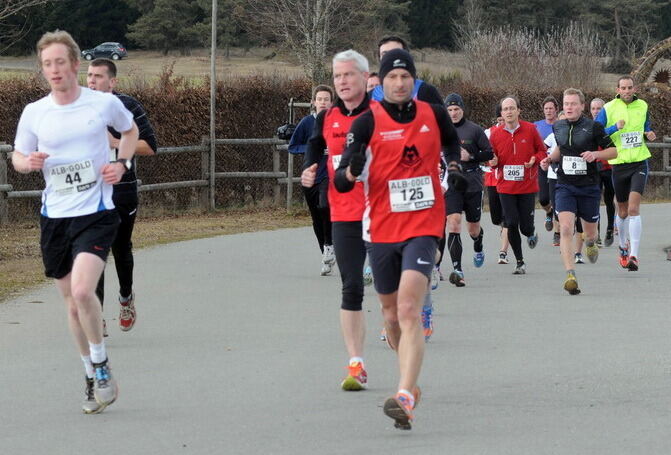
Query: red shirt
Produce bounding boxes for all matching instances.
[483,125,499,187]
[362,101,445,243]
[490,120,547,194]
[324,107,367,222]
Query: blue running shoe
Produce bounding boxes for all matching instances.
[473,251,485,268]
[421,305,433,341]
[527,233,538,249]
[363,266,373,287]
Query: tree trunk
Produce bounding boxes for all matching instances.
[614,8,622,61]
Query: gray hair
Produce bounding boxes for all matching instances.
[590,97,605,107]
[332,49,369,73]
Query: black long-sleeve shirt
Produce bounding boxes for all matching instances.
[452,117,493,192]
[334,99,460,193]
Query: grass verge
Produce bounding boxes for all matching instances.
[0,207,310,303]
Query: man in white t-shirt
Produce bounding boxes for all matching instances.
[12,30,138,414]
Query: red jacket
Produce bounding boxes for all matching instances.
[490,120,547,194]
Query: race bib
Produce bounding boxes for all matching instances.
[50,160,97,195]
[388,176,435,212]
[620,131,642,149]
[562,156,587,175]
[331,154,341,169]
[503,165,524,181]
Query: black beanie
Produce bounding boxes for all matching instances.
[495,104,502,117]
[379,48,416,82]
[444,93,465,110]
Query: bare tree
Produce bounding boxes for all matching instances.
[0,0,59,51]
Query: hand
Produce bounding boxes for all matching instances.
[447,162,467,192]
[27,152,49,171]
[524,156,536,168]
[348,144,367,178]
[489,155,498,167]
[301,163,317,188]
[645,131,656,141]
[616,119,626,130]
[460,147,470,161]
[101,161,125,184]
[540,157,550,171]
[581,151,597,163]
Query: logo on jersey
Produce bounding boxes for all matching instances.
[346,132,354,146]
[380,129,405,141]
[420,124,430,133]
[332,122,340,128]
[401,145,421,168]
[393,59,407,69]
[332,132,347,139]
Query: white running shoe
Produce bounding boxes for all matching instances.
[430,266,439,290]
[322,245,335,266]
[320,262,332,276]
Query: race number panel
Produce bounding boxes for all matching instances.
[562,156,587,175]
[503,165,524,181]
[50,160,97,195]
[388,175,435,212]
[620,131,642,149]
[331,154,341,169]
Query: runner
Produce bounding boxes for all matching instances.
[87,58,157,334]
[489,96,547,274]
[533,96,559,232]
[590,97,616,247]
[483,105,510,264]
[366,72,381,93]
[541,88,616,294]
[443,93,493,286]
[335,49,463,429]
[595,76,657,270]
[301,50,370,391]
[288,85,335,275]
[12,30,138,414]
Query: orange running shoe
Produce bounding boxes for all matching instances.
[618,246,629,268]
[341,361,367,391]
[383,392,415,430]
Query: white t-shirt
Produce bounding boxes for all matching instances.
[544,133,558,180]
[14,87,134,218]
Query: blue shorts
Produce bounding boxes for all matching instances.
[554,183,600,223]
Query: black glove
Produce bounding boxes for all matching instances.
[447,163,467,192]
[349,144,367,177]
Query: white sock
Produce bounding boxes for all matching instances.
[615,215,629,249]
[629,215,642,257]
[349,357,364,366]
[81,355,94,379]
[89,342,107,364]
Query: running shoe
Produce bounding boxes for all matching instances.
[527,233,538,249]
[513,261,526,275]
[596,237,603,248]
[421,305,433,342]
[544,213,553,231]
[380,327,387,342]
[574,253,585,264]
[498,251,509,264]
[553,232,560,246]
[563,271,581,295]
[102,319,108,338]
[119,294,136,332]
[448,269,465,287]
[436,267,445,281]
[363,266,373,287]
[82,377,101,414]
[430,266,439,291]
[473,251,485,268]
[320,262,332,276]
[322,244,335,266]
[383,392,414,430]
[341,361,368,391]
[618,246,629,268]
[92,359,118,411]
[604,229,614,247]
[585,242,599,264]
[626,256,639,272]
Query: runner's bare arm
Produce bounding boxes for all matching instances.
[11,150,49,173]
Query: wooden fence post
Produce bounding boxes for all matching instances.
[0,148,8,225]
[200,136,210,211]
[664,136,671,199]
[273,145,281,206]
[286,151,293,211]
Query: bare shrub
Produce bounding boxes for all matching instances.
[462,22,603,91]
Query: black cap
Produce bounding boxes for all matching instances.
[379,49,416,83]
[444,93,465,110]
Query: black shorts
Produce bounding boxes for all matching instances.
[554,183,601,223]
[40,210,120,279]
[445,189,483,222]
[367,236,438,295]
[612,160,648,203]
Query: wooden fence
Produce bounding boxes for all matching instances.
[2,133,671,225]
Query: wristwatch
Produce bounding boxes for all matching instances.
[116,158,132,171]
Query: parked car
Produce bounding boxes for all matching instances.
[81,42,128,61]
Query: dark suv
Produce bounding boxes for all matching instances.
[81,42,128,61]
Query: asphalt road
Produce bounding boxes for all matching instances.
[1,204,670,455]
